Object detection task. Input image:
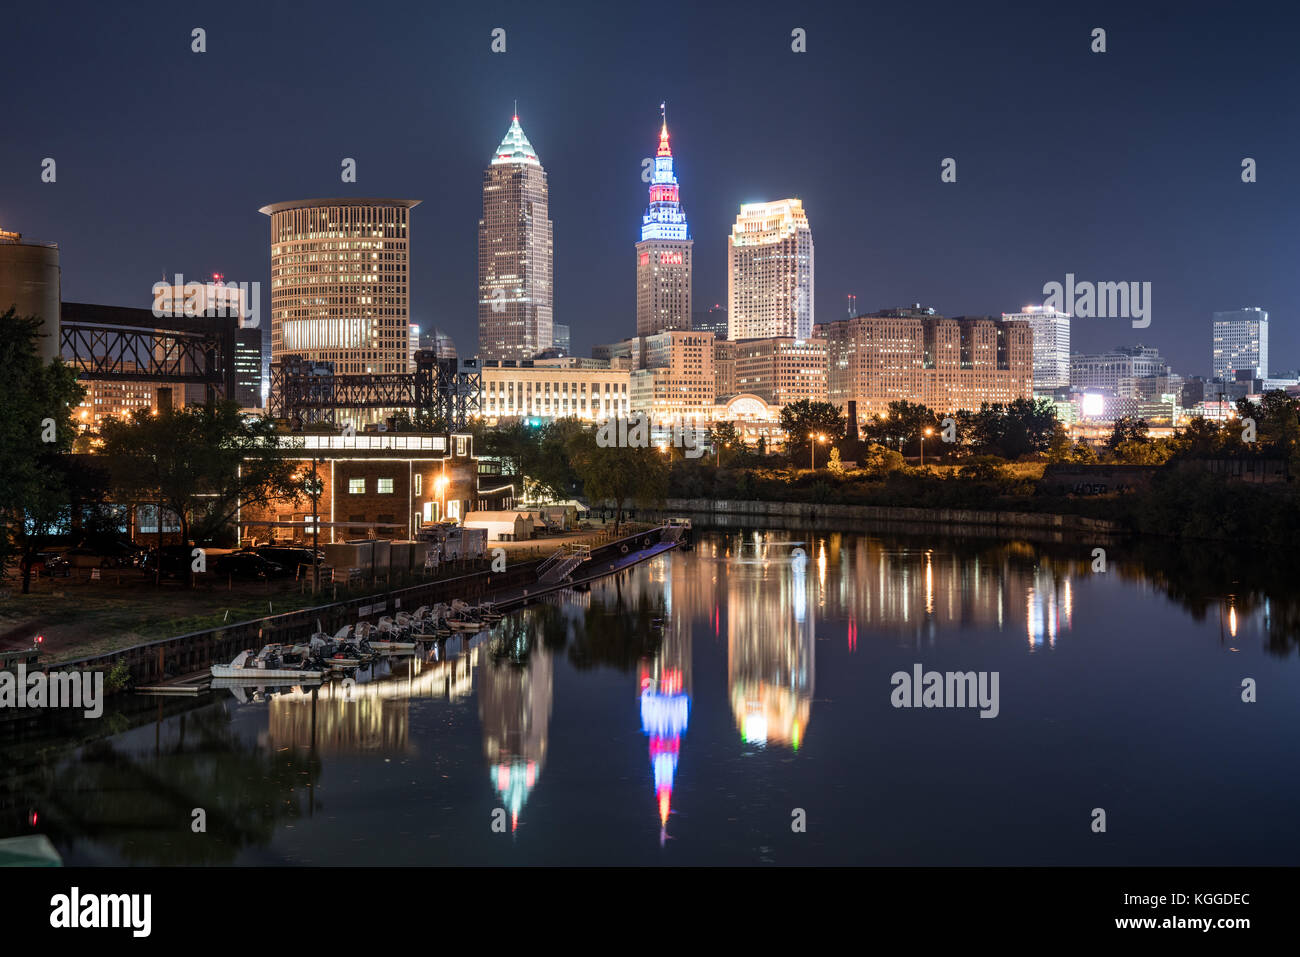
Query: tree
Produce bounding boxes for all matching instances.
[862,400,940,457]
[1067,440,1099,464]
[1046,424,1074,463]
[99,401,302,586]
[1169,416,1225,459]
[0,309,87,591]
[859,442,905,474]
[779,400,845,458]
[529,417,585,502]
[567,427,668,534]
[826,446,845,475]
[1106,416,1149,452]
[711,421,739,464]
[998,397,1060,458]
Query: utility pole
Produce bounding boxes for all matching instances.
[309,456,321,594]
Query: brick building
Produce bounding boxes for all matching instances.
[239,432,513,544]
[817,308,1033,417]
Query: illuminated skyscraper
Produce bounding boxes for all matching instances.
[260,198,418,376]
[728,199,814,341]
[1213,307,1269,379]
[1003,305,1070,390]
[478,113,554,360]
[635,104,693,336]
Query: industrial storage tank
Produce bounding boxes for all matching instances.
[0,230,61,364]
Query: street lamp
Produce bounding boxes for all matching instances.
[920,427,934,467]
[303,457,323,594]
[808,432,828,470]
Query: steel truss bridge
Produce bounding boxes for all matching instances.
[59,302,237,399]
[269,351,481,431]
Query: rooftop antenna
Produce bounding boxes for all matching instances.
[513,98,518,120]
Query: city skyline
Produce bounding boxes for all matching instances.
[3,1,1297,380]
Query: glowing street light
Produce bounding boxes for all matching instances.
[920,426,934,467]
[808,432,828,470]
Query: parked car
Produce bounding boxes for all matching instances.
[46,548,108,571]
[253,545,323,573]
[214,552,285,580]
[141,545,196,579]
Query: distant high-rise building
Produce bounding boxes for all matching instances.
[1070,344,1170,397]
[636,106,692,336]
[691,304,728,339]
[1003,306,1070,389]
[728,200,813,341]
[1213,307,1269,379]
[154,275,261,406]
[259,198,418,376]
[552,322,571,353]
[418,326,458,360]
[734,337,828,406]
[478,114,553,360]
[817,310,1032,416]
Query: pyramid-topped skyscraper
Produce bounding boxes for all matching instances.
[478,112,553,360]
[635,104,693,336]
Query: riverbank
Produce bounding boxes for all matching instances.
[11,523,678,690]
[0,523,654,660]
[663,498,1121,536]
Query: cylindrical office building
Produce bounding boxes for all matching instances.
[259,198,420,377]
[0,230,61,364]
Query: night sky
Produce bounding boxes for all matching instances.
[3,0,1296,378]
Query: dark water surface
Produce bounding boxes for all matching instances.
[4,524,1298,865]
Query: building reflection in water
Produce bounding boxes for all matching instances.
[725,535,815,750]
[478,635,553,833]
[267,648,480,754]
[639,593,692,838]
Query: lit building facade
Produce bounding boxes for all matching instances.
[478,360,630,422]
[260,198,417,376]
[692,304,729,339]
[153,276,262,408]
[1003,305,1069,389]
[478,115,554,360]
[1070,344,1170,397]
[628,330,715,424]
[734,337,828,406]
[238,432,510,542]
[1213,307,1269,379]
[635,107,692,336]
[728,200,814,341]
[818,308,1033,417]
[714,339,737,399]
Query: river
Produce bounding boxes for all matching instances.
[3,523,1297,865]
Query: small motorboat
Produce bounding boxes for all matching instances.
[211,645,325,680]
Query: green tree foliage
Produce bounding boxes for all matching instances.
[529,417,585,502]
[779,399,846,458]
[566,427,668,533]
[1169,416,1226,458]
[98,402,301,586]
[1106,416,1150,452]
[862,400,941,457]
[0,309,87,590]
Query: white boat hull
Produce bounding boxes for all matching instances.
[210,665,324,680]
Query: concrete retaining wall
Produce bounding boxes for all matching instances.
[663,498,1121,534]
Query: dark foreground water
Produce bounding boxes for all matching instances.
[3,524,1299,865]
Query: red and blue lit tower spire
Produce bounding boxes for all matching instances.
[642,102,689,241]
